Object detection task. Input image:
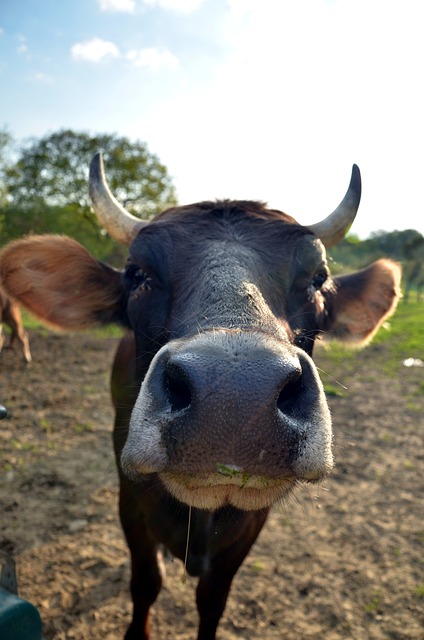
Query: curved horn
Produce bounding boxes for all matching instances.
[306,164,361,248]
[89,152,148,245]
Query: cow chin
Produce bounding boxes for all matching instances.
[160,471,298,511]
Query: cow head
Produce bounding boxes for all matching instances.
[0,156,401,511]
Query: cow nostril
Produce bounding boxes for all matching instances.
[276,374,303,414]
[164,365,192,412]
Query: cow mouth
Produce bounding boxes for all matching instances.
[160,469,299,511]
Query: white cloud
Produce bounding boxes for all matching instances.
[98,0,136,12]
[126,47,179,71]
[143,0,204,14]
[17,34,28,54]
[70,37,179,72]
[33,71,53,84]
[71,37,120,62]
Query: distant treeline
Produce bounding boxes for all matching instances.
[1,127,423,297]
[328,229,424,300]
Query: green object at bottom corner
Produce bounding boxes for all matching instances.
[0,586,42,640]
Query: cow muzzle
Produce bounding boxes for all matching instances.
[121,330,333,510]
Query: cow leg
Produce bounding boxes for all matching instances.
[125,542,162,640]
[111,335,160,638]
[195,510,268,640]
[8,328,32,362]
[14,328,32,363]
[119,484,163,640]
[5,305,32,363]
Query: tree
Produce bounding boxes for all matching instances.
[6,129,177,218]
[1,129,177,263]
[402,232,424,302]
[0,127,15,209]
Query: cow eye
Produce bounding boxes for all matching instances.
[125,266,152,292]
[311,271,328,290]
[294,331,316,355]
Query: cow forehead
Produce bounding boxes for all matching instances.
[153,199,299,224]
[129,199,324,275]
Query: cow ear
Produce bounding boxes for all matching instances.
[0,235,127,330]
[325,259,402,345]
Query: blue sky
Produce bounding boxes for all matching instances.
[1,0,423,238]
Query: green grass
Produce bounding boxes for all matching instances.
[323,382,346,398]
[20,309,124,339]
[415,382,424,396]
[371,300,424,362]
[250,560,266,572]
[11,439,40,453]
[415,584,424,599]
[364,590,382,613]
[73,422,94,433]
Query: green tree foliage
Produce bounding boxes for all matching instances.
[0,128,15,210]
[1,128,177,263]
[328,229,422,269]
[6,129,177,215]
[401,233,424,302]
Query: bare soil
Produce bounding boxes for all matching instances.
[0,329,423,640]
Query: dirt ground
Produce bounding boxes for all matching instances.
[0,329,423,640]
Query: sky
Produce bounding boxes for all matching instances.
[1,0,423,238]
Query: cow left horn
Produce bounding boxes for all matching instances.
[89,152,148,245]
[306,164,361,248]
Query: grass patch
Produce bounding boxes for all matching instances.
[371,300,424,368]
[414,584,424,599]
[406,401,422,412]
[403,460,415,470]
[413,382,424,396]
[20,309,124,339]
[381,433,392,443]
[364,590,382,613]
[39,418,53,434]
[11,439,40,453]
[73,422,94,434]
[323,382,346,398]
[250,560,265,572]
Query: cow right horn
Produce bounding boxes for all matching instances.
[89,152,148,245]
[306,164,361,248]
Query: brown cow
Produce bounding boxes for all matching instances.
[0,155,401,640]
[0,285,32,363]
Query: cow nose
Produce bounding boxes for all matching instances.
[163,360,193,412]
[124,331,332,479]
[276,366,304,413]
[161,338,302,419]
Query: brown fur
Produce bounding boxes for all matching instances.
[0,235,124,330]
[327,259,402,344]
